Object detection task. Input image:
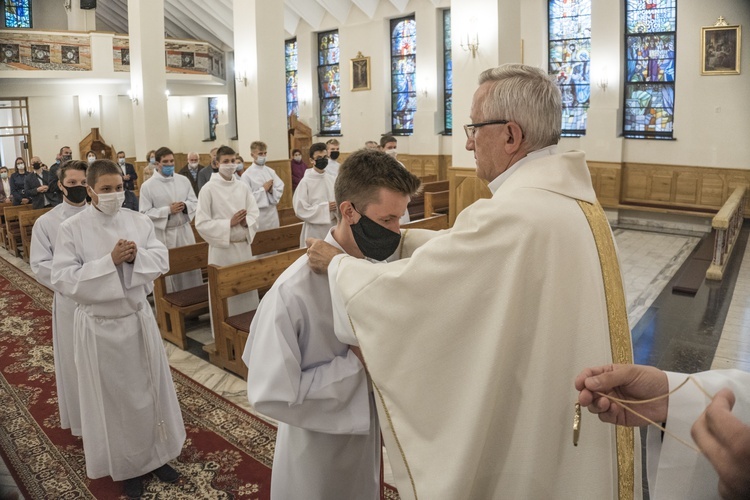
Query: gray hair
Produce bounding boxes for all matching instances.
[478,64,562,151]
[187,151,199,158]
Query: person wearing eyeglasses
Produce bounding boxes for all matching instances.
[305,63,635,499]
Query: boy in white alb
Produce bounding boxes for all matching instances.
[292,142,336,247]
[240,140,284,231]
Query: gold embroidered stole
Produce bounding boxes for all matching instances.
[577,200,634,500]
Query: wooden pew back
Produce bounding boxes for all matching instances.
[278,207,301,226]
[251,222,303,255]
[0,201,11,249]
[20,207,53,262]
[4,205,34,257]
[207,247,305,378]
[402,213,449,231]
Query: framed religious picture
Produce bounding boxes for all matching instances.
[702,22,741,75]
[350,52,371,91]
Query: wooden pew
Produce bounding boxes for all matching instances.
[3,205,34,258]
[206,248,306,378]
[424,190,449,218]
[153,242,209,349]
[408,180,450,220]
[402,213,449,231]
[19,207,53,263]
[251,222,303,255]
[0,201,11,249]
[278,207,302,227]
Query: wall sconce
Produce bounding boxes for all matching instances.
[235,70,248,87]
[183,106,192,119]
[165,89,171,98]
[86,106,94,117]
[460,33,479,58]
[127,88,139,105]
[597,67,609,93]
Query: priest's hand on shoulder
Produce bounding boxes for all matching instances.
[692,389,750,500]
[305,238,342,274]
[575,364,668,427]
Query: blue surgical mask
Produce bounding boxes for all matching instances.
[161,166,174,177]
[149,157,156,165]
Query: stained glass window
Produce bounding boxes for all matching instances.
[285,38,298,127]
[208,97,218,141]
[391,15,416,135]
[443,9,452,135]
[4,0,32,28]
[624,0,676,139]
[317,30,340,135]
[548,0,591,136]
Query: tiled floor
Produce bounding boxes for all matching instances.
[1,224,746,498]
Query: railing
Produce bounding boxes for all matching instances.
[706,185,747,280]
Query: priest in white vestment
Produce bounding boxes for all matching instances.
[577,364,750,499]
[243,149,422,500]
[139,146,202,293]
[306,64,640,500]
[292,142,336,247]
[240,140,284,231]
[195,146,260,336]
[50,160,185,498]
[29,160,88,436]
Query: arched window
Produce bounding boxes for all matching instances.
[4,0,32,28]
[443,9,452,135]
[317,30,340,135]
[548,0,591,136]
[623,0,676,139]
[390,15,416,135]
[285,38,298,127]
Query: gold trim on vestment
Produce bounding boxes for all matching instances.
[577,200,635,500]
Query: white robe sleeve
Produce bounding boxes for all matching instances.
[30,219,55,290]
[646,369,750,500]
[51,223,127,304]
[244,187,260,244]
[195,187,231,249]
[242,173,270,209]
[185,183,198,222]
[138,182,171,232]
[120,221,169,290]
[293,181,332,225]
[400,228,449,258]
[329,254,358,346]
[243,287,370,435]
[268,170,284,206]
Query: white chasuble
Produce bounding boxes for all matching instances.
[328,151,641,500]
[646,369,750,500]
[243,230,379,500]
[30,201,87,435]
[51,206,185,481]
[292,169,335,247]
[195,173,261,335]
[240,163,284,231]
[139,173,202,293]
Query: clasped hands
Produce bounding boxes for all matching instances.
[111,239,137,265]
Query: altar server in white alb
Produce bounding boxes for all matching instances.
[577,364,750,500]
[292,142,336,247]
[29,160,89,437]
[243,149,422,500]
[51,160,185,499]
[195,145,260,335]
[306,64,640,500]
[139,146,202,293]
[240,140,284,231]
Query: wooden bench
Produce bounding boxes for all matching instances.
[278,207,302,227]
[205,248,306,378]
[251,222,303,255]
[402,213,449,231]
[408,180,450,220]
[3,205,34,258]
[153,242,210,349]
[0,201,11,249]
[424,190,449,218]
[19,207,53,263]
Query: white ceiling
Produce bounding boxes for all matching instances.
[95,0,444,50]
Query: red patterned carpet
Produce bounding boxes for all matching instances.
[0,256,399,499]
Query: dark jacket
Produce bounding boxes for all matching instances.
[46,163,62,206]
[179,164,204,196]
[24,169,54,209]
[118,162,138,191]
[10,172,29,205]
[197,165,218,192]
[122,190,139,211]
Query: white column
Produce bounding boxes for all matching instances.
[411,3,440,154]
[233,0,287,160]
[451,0,522,168]
[66,2,96,31]
[127,0,170,158]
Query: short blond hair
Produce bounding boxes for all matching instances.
[251,141,267,153]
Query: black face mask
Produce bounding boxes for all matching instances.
[314,157,328,170]
[329,151,340,161]
[63,185,88,204]
[350,206,401,261]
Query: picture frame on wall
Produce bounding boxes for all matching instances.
[350,52,371,91]
[701,23,741,75]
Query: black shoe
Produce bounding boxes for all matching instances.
[152,463,180,483]
[123,477,143,499]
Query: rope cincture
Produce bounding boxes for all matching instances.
[592,376,715,454]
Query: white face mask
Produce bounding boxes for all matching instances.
[235,163,244,172]
[93,190,125,215]
[88,156,96,164]
[118,158,125,165]
[218,164,236,178]
[188,162,199,169]
[17,163,25,171]
[293,155,302,162]
[385,149,398,158]
[255,156,267,166]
